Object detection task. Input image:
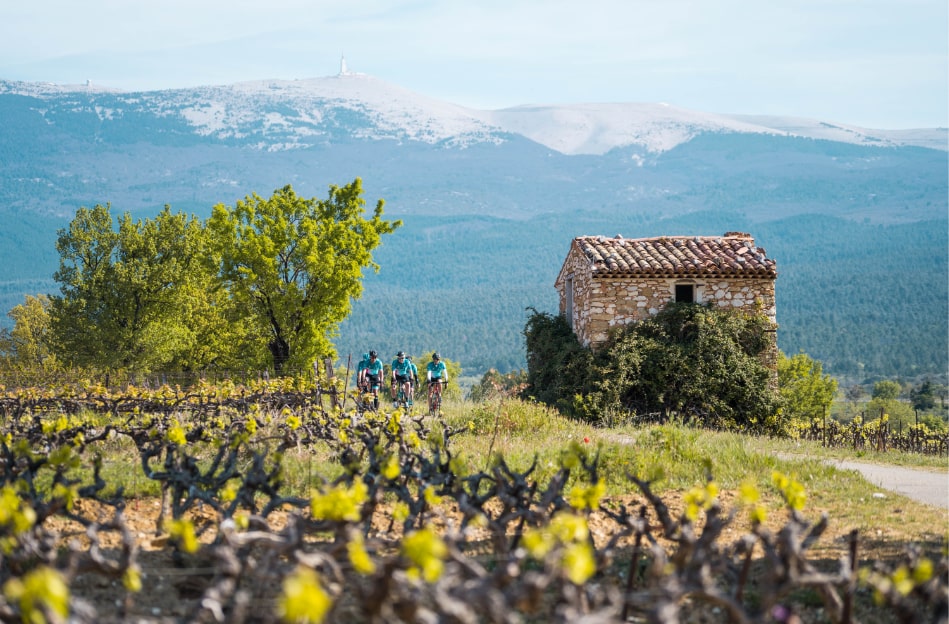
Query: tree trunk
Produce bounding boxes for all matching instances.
[269,336,290,375]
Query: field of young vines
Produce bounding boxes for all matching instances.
[0,378,946,623]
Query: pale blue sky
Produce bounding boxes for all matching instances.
[2,0,946,129]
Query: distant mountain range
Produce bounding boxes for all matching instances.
[0,74,946,380]
[4,75,945,155]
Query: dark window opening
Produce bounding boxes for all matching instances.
[675,284,695,303]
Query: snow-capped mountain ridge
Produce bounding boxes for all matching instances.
[2,74,945,154]
[486,102,785,155]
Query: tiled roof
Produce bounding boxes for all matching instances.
[572,232,776,278]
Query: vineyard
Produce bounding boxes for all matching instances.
[623,412,949,457]
[793,417,949,457]
[0,378,946,623]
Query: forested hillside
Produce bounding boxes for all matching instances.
[759,215,948,378]
[2,196,945,382]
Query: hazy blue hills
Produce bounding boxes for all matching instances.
[0,76,945,381]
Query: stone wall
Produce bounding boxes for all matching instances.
[558,268,777,350]
[556,247,595,344]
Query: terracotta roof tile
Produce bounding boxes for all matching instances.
[573,233,776,278]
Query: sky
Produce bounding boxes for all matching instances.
[2,0,946,129]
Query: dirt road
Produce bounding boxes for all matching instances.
[827,460,949,510]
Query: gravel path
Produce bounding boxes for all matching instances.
[826,460,949,510]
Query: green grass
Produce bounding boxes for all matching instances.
[48,397,947,554]
[440,397,947,552]
[443,396,946,488]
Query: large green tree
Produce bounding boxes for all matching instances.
[909,380,940,411]
[871,380,902,401]
[207,181,400,374]
[777,351,838,422]
[50,205,220,372]
[0,294,55,371]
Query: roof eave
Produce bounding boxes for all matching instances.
[591,270,778,279]
[555,239,586,288]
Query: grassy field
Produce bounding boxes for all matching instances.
[96,394,947,547]
[87,392,948,549]
[432,397,948,555]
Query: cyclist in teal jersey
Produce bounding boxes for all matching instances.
[364,350,385,409]
[390,351,415,407]
[356,353,370,392]
[426,353,447,383]
[407,356,420,396]
[426,352,448,414]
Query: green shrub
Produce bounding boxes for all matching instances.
[524,304,785,434]
[778,351,838,423]
[522,309,592,411]
[467,368,527,402]
[450,396,576,440]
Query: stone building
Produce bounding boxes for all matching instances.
[554,231,778,356]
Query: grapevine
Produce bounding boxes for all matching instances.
[0,380,943,623]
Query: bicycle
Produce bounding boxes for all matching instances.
[428,378,443,417]
[392,379,415,413]
[393,379,414,412]
[362,376,382,412]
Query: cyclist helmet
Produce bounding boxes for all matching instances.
[396,351,405,358]
[432,352,440,360]
[369,350,377,358]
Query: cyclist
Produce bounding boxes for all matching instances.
[355,352,370,392]
[390,351,414,408]
[426,352,448,409]
[407,356,420,399]
[364,350,384,410]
